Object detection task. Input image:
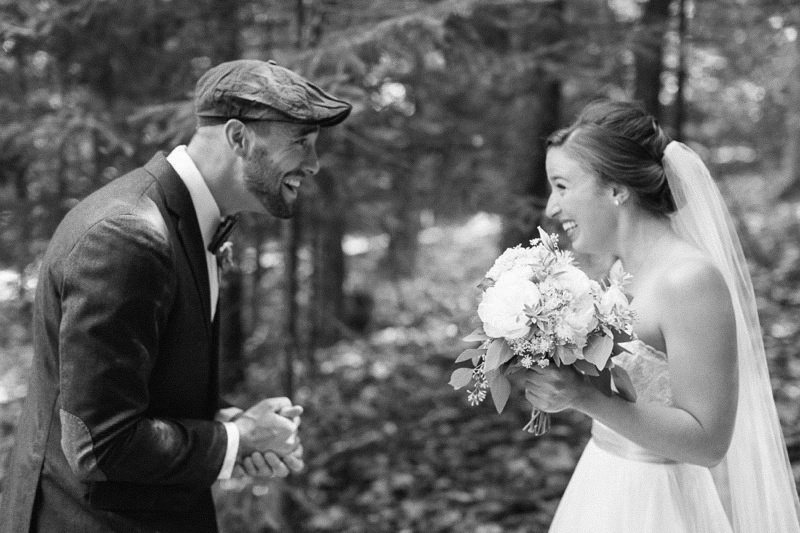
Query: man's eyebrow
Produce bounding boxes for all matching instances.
[298,125,319,136]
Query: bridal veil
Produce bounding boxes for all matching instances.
[663,141,800,532]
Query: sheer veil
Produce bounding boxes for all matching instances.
[663,141,800,532]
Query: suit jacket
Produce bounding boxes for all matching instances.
[0,153,229,533]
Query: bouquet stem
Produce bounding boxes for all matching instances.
[523,409,550,435]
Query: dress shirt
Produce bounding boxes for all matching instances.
[166,145,239,480]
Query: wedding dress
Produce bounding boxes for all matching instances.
[549,339,734,532]
[549,142,800,532]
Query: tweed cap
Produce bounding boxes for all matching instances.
[194,59,352,127]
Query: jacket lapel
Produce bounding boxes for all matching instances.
[144,153,212,333]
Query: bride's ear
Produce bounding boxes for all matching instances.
[610,185,631,207]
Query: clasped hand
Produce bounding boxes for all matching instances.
[232,397,304,479]
[521,364,587,413]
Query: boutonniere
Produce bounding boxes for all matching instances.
[217,241,235,270]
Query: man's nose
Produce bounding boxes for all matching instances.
[303,146,320,177]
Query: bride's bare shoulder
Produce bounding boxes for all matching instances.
[657,241,733,313]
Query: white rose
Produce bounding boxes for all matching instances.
[485,245,549,281]
[551,265,597,346]
[552,265,594,303]
[564,305,598,348]
[477,271,540,339]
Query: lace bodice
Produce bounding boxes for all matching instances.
[614,339,672,406]
[591,339,676,463]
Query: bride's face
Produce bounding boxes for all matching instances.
[545,146,618,254]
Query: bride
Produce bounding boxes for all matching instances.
[523,99,800,532]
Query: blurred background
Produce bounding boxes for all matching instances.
[1,0,799,531]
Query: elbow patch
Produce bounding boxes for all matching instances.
[60,409,107,482]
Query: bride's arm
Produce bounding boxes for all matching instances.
[525,259,738,467]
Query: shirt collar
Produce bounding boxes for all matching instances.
[165,145,221,250]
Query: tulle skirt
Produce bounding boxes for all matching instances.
[549,436,734,533]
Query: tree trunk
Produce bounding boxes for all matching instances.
[243,232,264,337]
[310,167,347,349]
[219,263,245,395]
[673,0,688,141]
[383,164,420,279]
[780,35,800,200]
[13,145,32,309]
[633,0,671,120]
[500,0,563,249]
[214,0,247,394]
[281,212,301,399]
[209,0,241,64]
[500,75,561,249]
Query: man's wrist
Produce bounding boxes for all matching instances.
[216,406,244,423]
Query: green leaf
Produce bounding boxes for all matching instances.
[462,327,488,343]
[484,339,514,372]
[537,226,549,242]
[537,226,557,252]
[611,342,629,356]
[484,339,502,371]
[612,328,634,344]
[487,371,511,413]
[573,358,600,377]
[555,343,580,365]
[583,332,613,370]
[589,368,614,397]
[455,348,483,364]
[610,365,637,402]
[608,260,633,288]
[449,368,474,390]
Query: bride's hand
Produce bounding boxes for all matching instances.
[523,365,587,413]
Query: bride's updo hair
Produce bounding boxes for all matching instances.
[547,99,676,216]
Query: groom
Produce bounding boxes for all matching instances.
[0,59,351,532]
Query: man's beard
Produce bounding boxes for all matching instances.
[243,145,295,219]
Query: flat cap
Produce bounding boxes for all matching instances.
[194,59,352,127]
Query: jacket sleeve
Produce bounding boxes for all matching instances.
[56,212,228,486]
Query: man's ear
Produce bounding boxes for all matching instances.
[224,119,250,157]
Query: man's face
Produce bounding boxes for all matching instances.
[242,122,320,218]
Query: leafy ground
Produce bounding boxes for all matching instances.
[2,177,800,532]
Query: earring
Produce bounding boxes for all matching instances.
[614,199,620,207]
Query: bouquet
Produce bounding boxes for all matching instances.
[450,228,638,435]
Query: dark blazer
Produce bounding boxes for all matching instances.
[0,153,229,533]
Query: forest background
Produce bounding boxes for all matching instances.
[1,0,800,532]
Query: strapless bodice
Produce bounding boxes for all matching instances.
[591,338,676,464]
[613,338,672,406]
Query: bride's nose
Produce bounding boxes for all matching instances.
[545,193,560,219]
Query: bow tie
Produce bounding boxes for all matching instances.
[208,214,240,256]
